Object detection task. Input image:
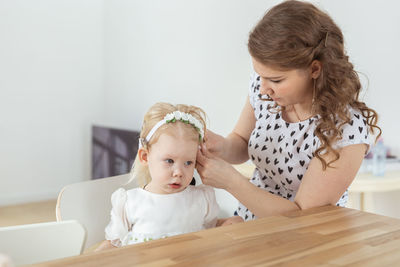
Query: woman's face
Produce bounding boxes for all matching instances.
[252,58,314,107]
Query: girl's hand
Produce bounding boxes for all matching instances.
[95,240,117,251]
[196,145,239,190]
[217,216,244,226]
[203,130,226,158]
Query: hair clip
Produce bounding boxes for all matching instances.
[324,32,329,47]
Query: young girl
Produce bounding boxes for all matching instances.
[97,102,222,250]
[197,0,381,220]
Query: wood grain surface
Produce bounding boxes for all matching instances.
[28,206,400,267]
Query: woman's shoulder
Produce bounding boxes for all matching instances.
[333,106,371,149]
[348,106,366,120]
[340,106,368,132]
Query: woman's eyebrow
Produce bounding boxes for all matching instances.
[263,75,283,79]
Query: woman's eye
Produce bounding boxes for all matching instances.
[271,80,282,83]
[165,159,174,164]
[185,161,193,166]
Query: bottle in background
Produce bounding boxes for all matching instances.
[372,138,386,176]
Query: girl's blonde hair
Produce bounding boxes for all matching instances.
[248,0,381,169]
[130,102,207,187]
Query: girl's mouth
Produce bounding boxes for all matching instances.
[169,183,181,189]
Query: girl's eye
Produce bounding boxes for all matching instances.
[185,161,193,166]
[165,159,174,164]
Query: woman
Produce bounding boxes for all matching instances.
[196,0,381,221]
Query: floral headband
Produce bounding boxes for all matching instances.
[139,111,204,149]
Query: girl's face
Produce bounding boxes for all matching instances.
[252,58,314,107]
[144,132,198,194]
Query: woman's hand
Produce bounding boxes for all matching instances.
[203,130,226,158]
[196,145,241,190]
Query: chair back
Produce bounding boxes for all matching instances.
[0,220,86,266]
[56,174,136,249]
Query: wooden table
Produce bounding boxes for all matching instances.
[29,206,400,267]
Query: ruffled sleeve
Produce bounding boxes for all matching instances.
[334,107,371,154]
[105,188,130,247]
[199,185,220,229]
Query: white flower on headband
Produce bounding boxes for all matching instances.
[173,111,182,120]
[188,115,196,125]
[194,119,203,132]
[162,111,204,140]
[140,110,205,149]
[165,113,175,122]
[181,113,189,121]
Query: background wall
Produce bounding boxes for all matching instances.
[0,0,104,204]
[1,0,399,216]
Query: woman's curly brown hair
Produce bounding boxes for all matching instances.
[248,0,381,169]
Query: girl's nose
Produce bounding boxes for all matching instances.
[173,167,183,178]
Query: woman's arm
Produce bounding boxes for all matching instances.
[206,96,255,164]
[198,143,366,217]
[294,143,367,210]
[197,148,300,216]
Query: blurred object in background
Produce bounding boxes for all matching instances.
[92,126,139,179]
[361,137,399,174]
[372,138,387,176]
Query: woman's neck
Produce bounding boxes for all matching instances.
[286,100,314,123]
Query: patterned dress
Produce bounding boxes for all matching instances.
[236,72,371,221]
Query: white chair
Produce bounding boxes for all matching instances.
[56,174,136,250]
[0,220,86,266]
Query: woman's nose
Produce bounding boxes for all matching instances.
[260,80,272,96]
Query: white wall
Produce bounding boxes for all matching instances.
[0,0,104,205]
[102,0,400,151]
[101,0,277,133]
[1,0,400,216]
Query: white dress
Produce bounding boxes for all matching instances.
[236,72,371,221]
[105,184,220,246]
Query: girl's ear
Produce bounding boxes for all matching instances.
[310,60,322,79]
[138,148,149,165]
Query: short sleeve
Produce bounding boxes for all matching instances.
[334,108,371,154]
[105,188,130,247]
[248,72,260,108]
[199,185,220,229]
